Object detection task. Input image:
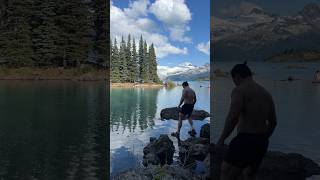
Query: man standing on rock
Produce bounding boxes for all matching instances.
[217,62,277,180]
[171,81,197,137]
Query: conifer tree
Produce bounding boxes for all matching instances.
[131,37,138,82]
[32,0,58,66]
[142,40,149,81]
[119,36,127,82]
[111,38,120,82]
[126,34,132,82]
[0,0,34,67]
[138,35,144,82]
[149,44,160,82]
[92,0,108,66]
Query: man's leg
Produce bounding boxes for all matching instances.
[187,114,195,131]
[177,112,185,133]
[220,161,243,180]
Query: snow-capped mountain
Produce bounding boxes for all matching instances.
[212,3,320,61]
[157,62,209,81]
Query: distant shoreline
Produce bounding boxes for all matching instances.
[111,82,163,88]
[0,67,107,81]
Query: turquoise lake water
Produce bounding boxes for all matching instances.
[110,81,210,176]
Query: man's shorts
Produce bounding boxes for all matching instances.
[179,104,194,117]
[224,133,269,168]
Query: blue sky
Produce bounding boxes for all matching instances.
[111,0,210,67]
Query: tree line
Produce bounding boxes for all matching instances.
[111,34,160,83]
[0,0,108,68]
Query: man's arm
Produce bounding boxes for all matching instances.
[178,90,185,107]
[217,88,243,145]
[266,98,277,138]
[193,93,197,105]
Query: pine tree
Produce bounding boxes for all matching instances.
[131,37,138,82]
[0,0,34,67]
[138,35,144,82]
[119,36,127,82]
[111,38,120,82]
[126,34,133,82]
[149,44,160,83]
[142,40,149,82]
[55,0,91,67]
[31,0,58,67]
[92,0,108,66]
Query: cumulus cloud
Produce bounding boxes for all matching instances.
[197,41,210,55]
[110,0,188,58]
[150,0,192,43]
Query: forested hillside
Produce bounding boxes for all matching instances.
[0,0,108,68]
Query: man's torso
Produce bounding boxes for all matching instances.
[236,81,272,134]
[183,87,196,105]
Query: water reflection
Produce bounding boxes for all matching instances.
[110,88,160,132]
[0,81,107,179]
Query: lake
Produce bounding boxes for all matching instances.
[211,62,320,164]
[110,81,210,177]
[0,81,107,179]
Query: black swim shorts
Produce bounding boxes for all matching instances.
[224,133,269,168]
[180,104,194,117]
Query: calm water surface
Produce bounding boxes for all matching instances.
[212,62,320,164]
[0,81,107,179]
[110,81,210,176]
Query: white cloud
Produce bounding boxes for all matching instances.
[110,0,188,58]
[150,0,192,43]
[197,41,210,55]
[157,61,196,80]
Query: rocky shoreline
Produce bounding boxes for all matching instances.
[112,122,320,180]
[111,83,163,88]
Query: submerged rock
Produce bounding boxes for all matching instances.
[143,135,175,166]
[212,144,320,180]
[111,165,202,180]
[160,107,210,120]
[200,123,210,139]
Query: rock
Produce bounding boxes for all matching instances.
[112,165,202,180]
[160,107,210,120]
[258,151,320,180]
[212,144,320,180]
[214,68,229,78]
[179,137,210,165]
[203,154,211,179]
[200,123,210,139]
[143,135,175,166]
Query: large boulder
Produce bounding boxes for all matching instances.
[200,123,210,139]
[143,135,175,166]
[179,137,210,165]
[212,144,320,180]
[160,107,210,120]
[111,165,202,180]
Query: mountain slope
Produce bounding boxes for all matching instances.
[212,3,320,61]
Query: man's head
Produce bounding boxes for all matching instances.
[231,61,253,86]
[182,81,189,88]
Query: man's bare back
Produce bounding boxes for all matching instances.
[235,79,275,134]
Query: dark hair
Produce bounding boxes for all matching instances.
[231,61,252,78]
[182,81,189,86]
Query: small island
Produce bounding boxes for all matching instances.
[265,49,320,63]
[110,34,162,87]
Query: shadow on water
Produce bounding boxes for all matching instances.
[0,81,107,179]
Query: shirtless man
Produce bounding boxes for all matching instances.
[217,63,277,180]
[171,81,197,137]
